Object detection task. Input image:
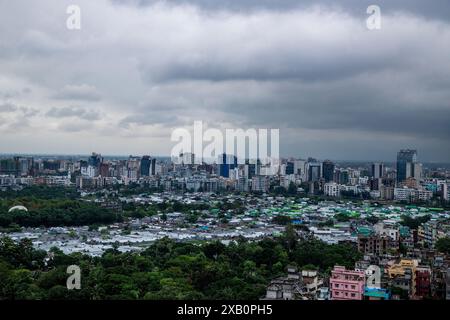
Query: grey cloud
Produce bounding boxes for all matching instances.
[57,121,93,133]
[53,84,102,101]
[119,111,182,128]
[20,107,40,117]
[0,103,17,113]
[46,106,101,121]
[0,0,449,160]
[0,102,39,117]
[112,0,450,22]
[136,10,446,84]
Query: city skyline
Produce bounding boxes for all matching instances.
[0,1,450,161]
[0,152,447,164]
[2,0,450,308]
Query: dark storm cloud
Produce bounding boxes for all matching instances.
[112,0,450,22]
[0,0,449,160]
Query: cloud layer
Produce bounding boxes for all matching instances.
[0,0,449,161]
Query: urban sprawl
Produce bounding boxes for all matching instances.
[1,149,450,300]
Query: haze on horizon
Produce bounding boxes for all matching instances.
[0,0,449,162]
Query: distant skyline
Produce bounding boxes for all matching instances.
[2,152,450,166]
[1,1,449,161]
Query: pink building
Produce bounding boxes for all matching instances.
[330,266,365,300]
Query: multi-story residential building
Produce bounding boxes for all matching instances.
[301,270,324,297]
[374,222,400,241]
[380,185,395,200]
[263,267,302,300]
[415,266,431,298]
[358,235,392,256]
[418,220,450,247]
[394,187,433,202]
[252,175,269,193]
[388,259,418,298]
[418,221,438,247]
[399,226,415,249]
[324,182,340,197]
[329,266,365,300]
[442,182,449,201]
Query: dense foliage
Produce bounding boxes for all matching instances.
[0,232,362,300]
[435,237,450,254]
[0,186,80,200]
[399,214,431,230]
[0,199,122,228]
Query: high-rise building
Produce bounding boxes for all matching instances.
[218,154,237,178]
[369,178,382,191]
[371,162,385,179]
[88,152,102,168]
[0,158,18,175]
[43,160,60,171]
[285,161,295,175]
[322,160,335,182]
[17,157,33,176]
[99,163,110,177]
[140,156,151,176]
[294,159,306,176]
[396,149,420,183]
[308,162,321,182]
[150,158,156,176]
[334,169,349,185]
[244,159,259,179]
[140,156,156,176]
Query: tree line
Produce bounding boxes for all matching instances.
[0,231,362,300]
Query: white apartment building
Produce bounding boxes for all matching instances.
[324,182,340,197]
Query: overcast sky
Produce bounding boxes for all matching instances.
[0,0,449,161]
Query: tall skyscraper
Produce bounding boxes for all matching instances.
[371,162,385,179]
[218,154,237,178]
[285,161,295,175]
[244,159,259,179]
[308,162,321,182]
[322,160,335,182]
[140,156,151,176]
[396,149,420,183]
[294,159,306,176]
[88,152,102,168]
[150,158,156,176]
